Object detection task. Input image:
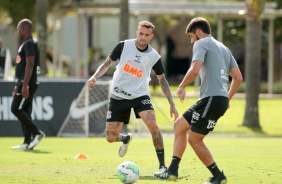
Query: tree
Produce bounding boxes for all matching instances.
[119,0,129,41]
[243,0,265,128]
[119,0,129,133]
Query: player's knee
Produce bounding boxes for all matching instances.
[188,136,196,146]
[173,118,188,134]
[11,107,19,116]
[173,119,181,130]
[148,123,159,133]
[106,136,116,143]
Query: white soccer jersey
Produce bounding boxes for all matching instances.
[110,39,161,99]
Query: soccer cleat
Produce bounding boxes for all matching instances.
[159,166,167,172]
[118,133,133,157]
[204,171,227,184]
[11,143,28,150]
[154,169,178,181]
[28,130,45,150]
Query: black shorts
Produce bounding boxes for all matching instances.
[107,95,154,124]
[183,96,228,135]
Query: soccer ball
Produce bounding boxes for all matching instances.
[117,161,140,184]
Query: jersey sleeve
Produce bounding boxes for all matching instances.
[24,41,35,56]
[228,49,238,70]
[152,59,164,75]
[192,40,208,63]
[109,41,124,61]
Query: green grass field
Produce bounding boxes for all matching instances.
[0,137,281,183]
[137,95,282,137]
[1,89,282,183]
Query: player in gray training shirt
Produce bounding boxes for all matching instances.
[154,17,243,184]
[193,35,238,99]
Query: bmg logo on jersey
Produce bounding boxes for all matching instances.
[123,62,143,78]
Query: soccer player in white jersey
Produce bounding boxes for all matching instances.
[154,17,243,184]
[87,21,178,172]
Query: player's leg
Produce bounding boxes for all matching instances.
[11,85,37,149]
[188,131,214,166]
[25,86,45,150]
[188,131,227,184]
[22,99,33,143]
[105,121,124,143]
[154,102,196,180]
[154,115,190,181]
[168,116,191,177]
[133,96,165,170]
[189,96,228,184]
[172,116,190,159]
[106,98,132,157]
[138,110,166,171]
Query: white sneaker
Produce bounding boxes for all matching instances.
[11,143,28,150]
[28,130,45,149]
[159,166,167,172]
[118,133,133,157]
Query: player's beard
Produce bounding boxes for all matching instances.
[136,39,148,50]
[17,34,25,44]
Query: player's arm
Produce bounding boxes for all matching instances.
[88,57,114,89]
[88,42,123,89]
[177,60,202,102]
[154,59,179,120]
[93,56,114,79]
[228,66,243,101]
[22,56,34,99]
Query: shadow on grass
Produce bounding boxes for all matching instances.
[139,175,185,181]
[24,149,52,154]
[239,124,265,135]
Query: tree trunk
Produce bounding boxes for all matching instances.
[243,19,261,128]
[119,0,129,41]
[36,0,48,75]
[243,0,265,128]
[119,0,129,134]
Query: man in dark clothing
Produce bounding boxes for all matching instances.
[11,19,45,150]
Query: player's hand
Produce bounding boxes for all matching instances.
[87,76,96,89]
[176,87,186,102]
[22,85,29,99]
[170,105,179,121]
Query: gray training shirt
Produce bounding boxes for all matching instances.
[192,35,238,99]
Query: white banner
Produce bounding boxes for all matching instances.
[4,49,14,81]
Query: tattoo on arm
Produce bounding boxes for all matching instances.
[93,57,114,79]
[159,77,175,106]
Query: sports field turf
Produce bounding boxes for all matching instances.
[0,136,281,183]
[1,93,281,183]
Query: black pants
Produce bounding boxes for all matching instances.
[11,84,40,144]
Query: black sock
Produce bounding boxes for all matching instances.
[207,162,221,177]
[156,149,165,168]
[168,156,181,175]
[121,134,130,144]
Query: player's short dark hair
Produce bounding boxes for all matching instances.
[138,21,155,31]
[19,19,33,31]
[185,17,211,34]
